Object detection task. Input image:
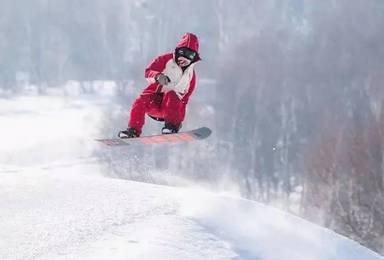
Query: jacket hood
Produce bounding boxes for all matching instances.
[175,32,201,61]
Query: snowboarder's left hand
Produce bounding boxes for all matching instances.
[155,73,171,86]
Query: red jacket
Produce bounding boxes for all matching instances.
[142,33,201,105]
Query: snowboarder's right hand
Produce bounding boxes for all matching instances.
[155,73,170,86]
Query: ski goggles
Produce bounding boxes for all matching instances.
[176,47,197,61]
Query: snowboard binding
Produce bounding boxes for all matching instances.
[161,122,180,135]
[118,128,139,139]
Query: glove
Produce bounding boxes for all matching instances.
[155,73,170,86]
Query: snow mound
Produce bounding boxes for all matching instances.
[0,165,382,260]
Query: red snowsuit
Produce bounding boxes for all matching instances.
[128,33,201,136]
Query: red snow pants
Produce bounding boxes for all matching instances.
[128,91,185,136]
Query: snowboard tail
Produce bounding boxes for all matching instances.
[96,127,211,146]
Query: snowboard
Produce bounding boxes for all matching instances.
[96,127,211,146]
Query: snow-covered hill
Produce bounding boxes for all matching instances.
[2,164,383,260]
[1,91,383,260]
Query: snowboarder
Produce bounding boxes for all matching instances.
[119,32,201,138]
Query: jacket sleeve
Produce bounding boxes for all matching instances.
[181,71,196,105]
[180,71,197,121]
[144,54,171,83]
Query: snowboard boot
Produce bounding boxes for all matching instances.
[118,127,139,138]
[161,122,180,135]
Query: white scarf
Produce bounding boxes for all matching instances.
[162,59,195,99]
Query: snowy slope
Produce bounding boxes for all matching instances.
[0,165,235,260]
[1,91,383,260]
[1,165,383,260]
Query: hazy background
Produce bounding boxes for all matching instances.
[1,0,384,254]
